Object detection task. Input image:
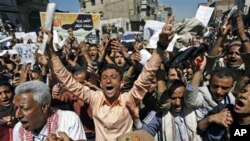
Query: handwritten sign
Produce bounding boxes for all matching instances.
[195,5,214,27]
[13,44,37,64]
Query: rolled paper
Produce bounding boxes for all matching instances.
[40,3,56,55]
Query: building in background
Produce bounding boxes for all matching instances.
[155,4,172,22]
[0,0,20,26]
[208,0,250,27]
[79,0,158,32]
[16,0,48,31]
[0,0,48,31]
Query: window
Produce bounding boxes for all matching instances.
[137,6,140,14]
[91,0,95,6]
[101,0,103,4]
[82,2,86,8]
[146,5,150,16]
[99,11,103,17]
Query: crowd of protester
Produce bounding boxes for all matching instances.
[0,7,250,141]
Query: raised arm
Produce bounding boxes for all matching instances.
[185,55,207,108]
[236,12,250,53]
[127,16,174,102]
[45,29,98,105]
[208,18,231,56]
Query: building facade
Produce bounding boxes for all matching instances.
[155,4,172,22]
[0,0,19,26]
[79,0,158,32]
[16,0,48,31]
[0,0,48,31]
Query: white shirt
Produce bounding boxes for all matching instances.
[13,109,86,141]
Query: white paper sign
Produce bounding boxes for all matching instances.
[23,32,37,43]
[227,6,238,19]
[59,38,67,48]
[166,34,180,52]
[15,32,25,39]
[195,5,214,27]
[0,36,13,44]
[53,30,61,51]
[146,30,161,49]
[143,20,165,40]
[13,44,37,64]
[0,50,7,56]
[7,49,18,55]
[140,49,152,65]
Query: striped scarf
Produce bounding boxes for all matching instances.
[18,107,59,141]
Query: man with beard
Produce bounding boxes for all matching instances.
[134,80,203,141]
[198,79,250,141]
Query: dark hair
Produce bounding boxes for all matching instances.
[72,65,85,74]
[165,79,186,97]
[0,80,14,93]
[99,64,123,79]
[210,67,235,81]
[166,67,182,80]
[157,79,186,110]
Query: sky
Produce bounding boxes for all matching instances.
[159,0,210,21]
[49,0,80,12]
[49,0,210,21]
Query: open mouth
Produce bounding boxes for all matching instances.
[229,59,237,63]
[117,61,122,65]
[106,86,114,93]
[20,120,29,128]
[2,99,10,105]
[236,100,245,107]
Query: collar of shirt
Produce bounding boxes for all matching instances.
[101,96,122,106]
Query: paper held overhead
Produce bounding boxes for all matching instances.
[227,6,238,19]
[40,3,56,55]
[0,36,13,44]
[195,5,214,27]
[44,3,56,31]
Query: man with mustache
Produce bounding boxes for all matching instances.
[185,57,235,120]
[198,79,250,141]
[206,12,250,94]
[134,79,203,141]
[45,24,172,140]
[12,80,86,141]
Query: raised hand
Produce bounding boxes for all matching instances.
[130,51,141,66]
[219,16,231,37]
[194,55,206,71]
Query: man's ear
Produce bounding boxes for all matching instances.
[41,102,49,113]
[120,81,124,88]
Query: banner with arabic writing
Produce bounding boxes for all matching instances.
[40,12,101,42]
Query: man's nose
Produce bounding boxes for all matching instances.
[1,93,8,98]
[15,108,23,119]
[106,77,111,83]
[216,87,224,95]
[231,52,237,57]
[176,98,182,106]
